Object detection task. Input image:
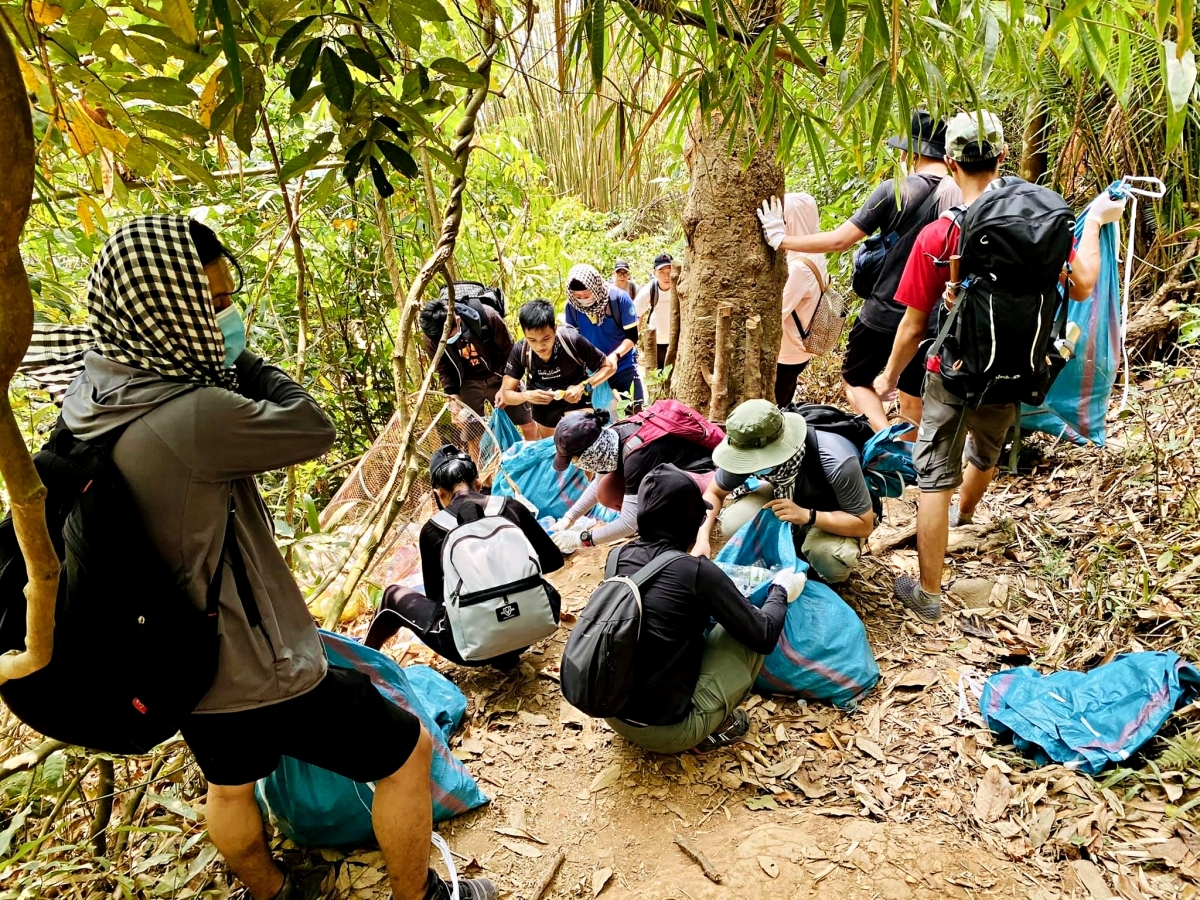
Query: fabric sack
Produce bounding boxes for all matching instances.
[255,631,488,846]
[491,438,617,522]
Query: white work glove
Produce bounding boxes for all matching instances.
[552,530,581,554]
[549,517,572,534]
[757,196,787,250]
[1086,189,1128,225]
[770,566,806,603]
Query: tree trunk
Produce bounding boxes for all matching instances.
[671,119,786,418]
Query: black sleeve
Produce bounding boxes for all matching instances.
[568,330,607,372]
[505,341,527,380]
[418,522,446,605]
[623,324,639,343]
[507,499,565,575]
[695,557,786,654]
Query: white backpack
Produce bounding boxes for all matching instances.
[432,496,558,661]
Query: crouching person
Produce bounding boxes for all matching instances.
[365,444,564,670]
[583,464,803,754]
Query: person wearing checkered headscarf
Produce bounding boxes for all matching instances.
[563,263,645,408]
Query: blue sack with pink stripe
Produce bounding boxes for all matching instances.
[714,510,879,707]
[255,631,487,847]
[978,652,1200,775]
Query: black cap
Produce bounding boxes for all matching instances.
[653,253,673,270]
[429,443,471,480]
[552,411,603,471]
[885,110,947,159]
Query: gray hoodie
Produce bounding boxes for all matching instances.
[61,350,336,713]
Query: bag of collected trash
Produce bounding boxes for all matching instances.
[714,510,879,706]
[255,631,488,846]
[978,651,1200,775]
[492,438,616,522]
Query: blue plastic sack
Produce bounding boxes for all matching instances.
[492,438,616,522]
[591,380,614,414]
[861,423,917,502]
[714,511,879,706]
[255,631,488,847]
[1020,200,1122,446]
[479,408,521,461]
[979,652,1200,775]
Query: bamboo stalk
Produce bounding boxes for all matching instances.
[709,303,733,422]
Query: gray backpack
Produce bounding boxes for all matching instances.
[560,547,687,717]
[433,496,558,661]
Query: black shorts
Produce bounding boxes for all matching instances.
[840,319,927,396]
[181,667,422,786]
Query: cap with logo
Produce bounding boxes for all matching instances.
[653,253,673,271]
[885,110,948,159]
[946,111,1004,163]
[552,411,603,471]
[711,399,807,474]
[613,260,631,273]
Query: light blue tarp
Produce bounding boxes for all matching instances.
[714,510,879,706]
[256,631,487,847]
[1020,192,1122,446]
[861,423,918,503]
[979,652,1200,774]
[491,437,617,522]
[479,408,521,461]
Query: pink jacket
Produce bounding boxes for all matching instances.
[779,193,828,366]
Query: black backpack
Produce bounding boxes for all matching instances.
[559,547,686,718]
[438,281,505,318]
[928,177,1075,406]
[0,421,251,754]
[851,180,943,302]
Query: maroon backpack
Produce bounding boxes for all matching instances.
[617,400,725,458]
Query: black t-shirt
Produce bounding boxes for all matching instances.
[616,428,715,497]
[850,173,947,333]
[505,326,606,389]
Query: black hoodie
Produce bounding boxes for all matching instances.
[610,465,788,727]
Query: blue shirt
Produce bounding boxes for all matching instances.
[565,286,639,375]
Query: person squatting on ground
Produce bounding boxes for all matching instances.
[775,194,828,407]
[49,216,493,900]
[874,112,1122,623]
[500,298,617,438]
[599,464,806,754]
[548,407,717,552]
[419,295,536,441]
[634,253,676,371]
[693,400,876,584]
[758,110,962,432]
[564,264,645,408]
[364,444,564,668]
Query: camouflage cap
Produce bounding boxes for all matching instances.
[946,111,1004,163]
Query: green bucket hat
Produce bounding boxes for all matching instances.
[712,399,807,474]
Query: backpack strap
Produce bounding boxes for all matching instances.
[484,495,506,517]
[628,549,689,587]
[557,328,583,368]
[604,545,624,578]
[791,258,828,340]
[431,510,458,531]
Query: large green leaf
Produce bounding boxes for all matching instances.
[345,45,382,79]
[320,46,356,111]
[160,0,198,44]
[397,0,449,22]
[369,156,395,197]
[145,137,218,189]
[589,0,606,88]
[389,6,422,49]
[118,76,198,106]
[289,37,324,100]
[279,131,336,181]
[67,7,106,43]
[378,140,419,177]
[212,0,243,103]
[826,0,846,54]
[273,16,318,63]
[123,135,158,178]
[233,65,266,154]
[136,108,211,143]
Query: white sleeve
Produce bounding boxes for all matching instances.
[633,283,652,319]
[590,494,638,544]
[565,476,601,523]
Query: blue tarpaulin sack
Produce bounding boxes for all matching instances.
[479,408,521,461]
[256,631,488,847]
[1020,196,1122,446]
[861,423,918,504]
[492,438,616,522]
[979,652,1200,775]
[714,511,879,706]
[591,380,614,415]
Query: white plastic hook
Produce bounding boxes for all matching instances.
[1117,175,1166,412]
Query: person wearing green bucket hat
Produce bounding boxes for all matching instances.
[695,399,877,584]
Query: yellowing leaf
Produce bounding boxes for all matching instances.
[15,54,42,91]
[160,0,197,43]
[76,198,95,236]
[199,70,221,129]
[64,110,97,156]
[31,0,63,25]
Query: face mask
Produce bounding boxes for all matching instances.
[446,331,461,345]
[215,305,246,368]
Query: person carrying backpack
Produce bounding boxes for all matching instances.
[568,464,802,754]
[547,402,722,552]
[23,217,495,900]
[692,400,877,584]
[871,111,1123,623]
[776,193,828,406]
[500,299,617,437]
[564,264,644,409]
[633,253,676,371]
[365,444,564,668]
[419,296,536,441]
[757,111,962,432]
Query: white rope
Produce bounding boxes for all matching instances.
[432,832,461,900]
[1117,176,1167,412]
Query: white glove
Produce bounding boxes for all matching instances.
[757,197,787,250]
[1086,189,1127,225]
[549,517,572,534]
[770,566,806,603]
[552,530,581,554]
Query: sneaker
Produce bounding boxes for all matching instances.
[695,708,750,753]
[895,574,943,623]
[268,873,304,900]
[423,868,498,900]
[948,503,974,528]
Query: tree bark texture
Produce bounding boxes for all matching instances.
[671,120,786,418]
[0,27,57,682]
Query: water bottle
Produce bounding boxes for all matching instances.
[715,563,776,596]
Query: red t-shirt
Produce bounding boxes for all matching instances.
[894,218,958,317]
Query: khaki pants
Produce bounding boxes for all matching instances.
[606,627,764,754]
[801,528,862,584]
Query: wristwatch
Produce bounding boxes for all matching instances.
[580,530,595,548]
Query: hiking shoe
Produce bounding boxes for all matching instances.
[268,872,304,900]
[695,708,750,753]
[895,574,943,623]
[948,502,974,528]
[424,868,498,900]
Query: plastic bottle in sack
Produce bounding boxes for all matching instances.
[714,563,776,596]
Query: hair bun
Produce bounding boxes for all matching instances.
[592,408,611,427]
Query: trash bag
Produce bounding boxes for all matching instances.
[479,408,521,461]
[978,651,1200,775]
[255,631,488,847]
[1020,208,1121,446]
[714,510,879,706]
[591,380,614,415]
[861,423,918,504]
[492,438,616,522]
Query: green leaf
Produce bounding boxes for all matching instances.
[871,79,893,146]
[1156,0,1174,37]
[979,10,999,85]
[212,0,243,104]
[118,76,198,106]
[279,131,335,181]
[610,0,660,54]
[378,139,419,177]
[320,47,355,111]
[308,166,340,207]
[304,494,321,534]
[273,16,317,63]
[842,58,888,111]
[368,156,394,197]
[145,137,218,190]
[825,0,846,53]
[289,37,323,101]
[397,0,449,21]
[698,0,720,57]
[193,0,209,33]
[389,6,421,48]
[589,0,606,87]
[160,0,197,43]
[346,45,382,79]
[429,56,470,74]
[67,7,106,43]
[136,108,210,144]
[1164,39,1197,114]
[123,135,158,177]
[376,115,407,142]
[777,24,822,73]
